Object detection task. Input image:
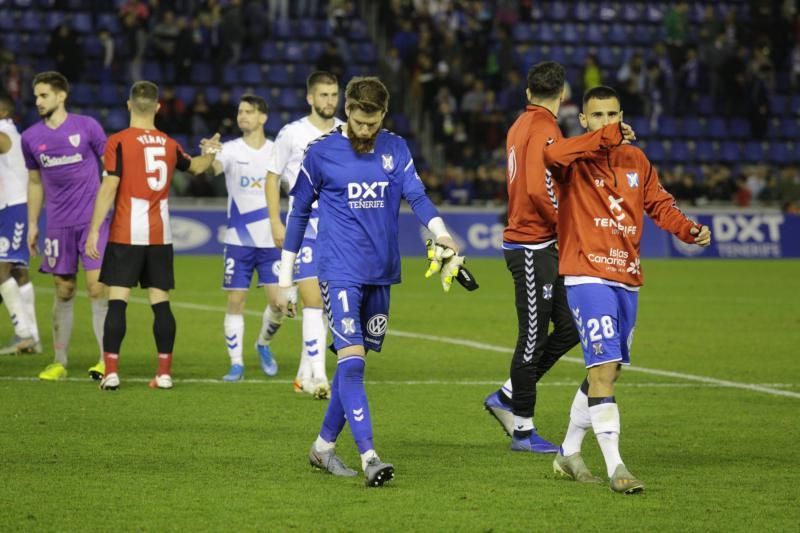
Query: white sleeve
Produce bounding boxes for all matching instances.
[266,126,293,176]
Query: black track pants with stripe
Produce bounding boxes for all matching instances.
[504,246,579,419]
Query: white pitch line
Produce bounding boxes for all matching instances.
[31,290,800,399]
[0,375,797,389]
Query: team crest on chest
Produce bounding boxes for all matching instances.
[381,154,394,171]
[626,172,639,188]
[68,134,81,147]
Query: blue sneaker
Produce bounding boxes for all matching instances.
[257,343,278,376]
[510,430,559,454]
[222,364,244,382]
[483,390,514,437]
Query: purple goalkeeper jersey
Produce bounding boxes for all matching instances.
[21,113,106,228]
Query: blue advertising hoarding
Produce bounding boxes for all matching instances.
[167,206,800,259]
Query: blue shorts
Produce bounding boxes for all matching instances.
[566,283,638,368]
[320,281,391,353]
[294,237,318,281]
[0,204,29,265]
[222,245,281,289]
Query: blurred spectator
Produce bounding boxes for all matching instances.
[442,166,474,205]
[118,0,149,59]
[719,45,749,116]
[48,24,83,82]
[582,54,602,93]
[150,11,180,81]
[748,66,771,140]
[678,47,701,115]
[559,82,582,137]
[97,28,115,84]
[315,40,345,81]
[380,47,406,113]
[156,86,188,134]
[190,91,213,137]
[174,16,195,83]
[663,1,690,65]
[209,88,237,135]
[618,51,646,116]
[782,200,800,214]
[392,20,419,66]
[269,0,289,21]
[791,42,800,93]
[3,61,21,102]
[220,0,244,65]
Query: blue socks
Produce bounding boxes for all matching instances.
[319,370,346,443]
[318,356,374,454]
[337,356,374,453]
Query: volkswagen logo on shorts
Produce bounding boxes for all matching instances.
[366,314,388,336]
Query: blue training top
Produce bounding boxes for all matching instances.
[284,126,439,285]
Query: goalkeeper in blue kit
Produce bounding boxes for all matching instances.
[276,77,464,487]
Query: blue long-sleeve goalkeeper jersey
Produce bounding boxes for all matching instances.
[284,126,439,285]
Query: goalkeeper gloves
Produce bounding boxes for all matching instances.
[424,239,479,292]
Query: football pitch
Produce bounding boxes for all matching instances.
[0,257,798,532]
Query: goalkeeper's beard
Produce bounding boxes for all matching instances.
[347,122,380,154]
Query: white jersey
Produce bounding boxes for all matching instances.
[218,137,276,248]
[267,116,343,240]
[0,119,28,208]
[267,116,344,192]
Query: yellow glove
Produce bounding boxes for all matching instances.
[439,254,465,292]
[424,239,456,278]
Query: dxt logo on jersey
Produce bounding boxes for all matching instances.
[348,181,389,209]
[240,175,265,189]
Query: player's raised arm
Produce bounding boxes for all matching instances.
[640,156,710,247]
[543,122,630,170]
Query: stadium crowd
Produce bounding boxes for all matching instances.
[0,0,799,207]
[375,0,800,208]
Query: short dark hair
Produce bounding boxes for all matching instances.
[345,76,389,114]
[306,71,338,92]
[582,85,620,106]
[526,61,565,100]
[32,71,70,94]
[129,80,159,113]
[240,94,268,115]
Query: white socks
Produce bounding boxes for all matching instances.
[19,282,39,342]
[0,278,32,339]
[303,307,327,380]
[224,313,245,366]
[589,402,623,477]
[314,435,335,452]
[513,416,534,433]
[360,449,378,471]
[561,387,592,456]
[258,305,283,346]
[91,298,108,362]
[52,298,74,365]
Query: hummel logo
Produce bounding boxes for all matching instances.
[352,408,365,422]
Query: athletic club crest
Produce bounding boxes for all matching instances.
[626,171,639,188]
[381,154,393,171]
[68,134,81,147]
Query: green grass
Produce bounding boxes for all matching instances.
[0,257,798,532]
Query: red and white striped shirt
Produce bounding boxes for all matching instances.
[104,128,190,245]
